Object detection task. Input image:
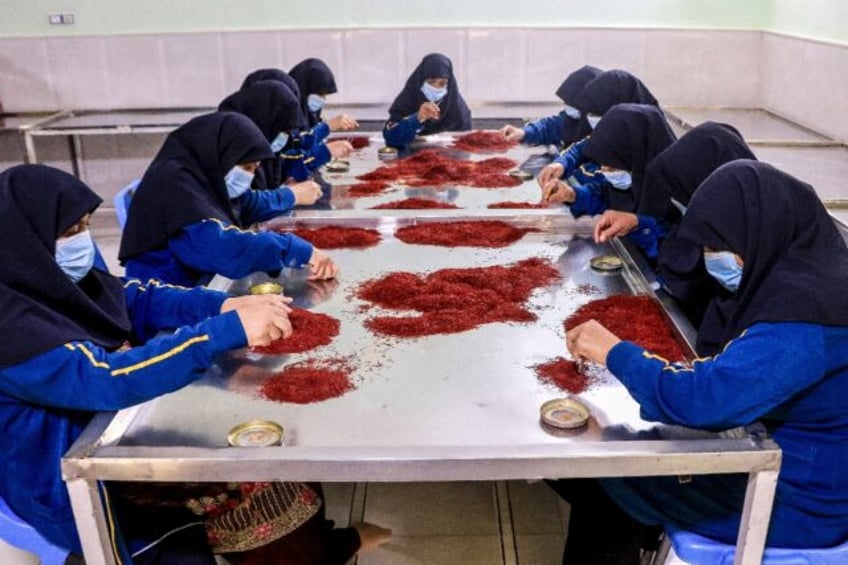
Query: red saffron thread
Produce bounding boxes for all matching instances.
[251,309,341,354]
[260,358,354,404]
[331,135,370,149]
[395,220,536,247]
[346,181,392,197]
[451,130,518,153]
[370,198,460,210]
[290,226,381,249]
[357,258,561,338]
[534,357,590,394]
[487,201,549,209]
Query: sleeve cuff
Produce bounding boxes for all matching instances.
[606,341,645,382]
[283,234,314,268]
[204,311,248,352]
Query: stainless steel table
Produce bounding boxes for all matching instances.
[63,206,780,565]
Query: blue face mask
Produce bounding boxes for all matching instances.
[704,251,743,292]
[270,132,290,153]
[587,114,601,129]
[604,169,632,190]
[563,104,581,119]
[56,230,96,283]
[225,166,254,199]
[307,94,325,113]
[670,197,687,215]
[421,81,448,103]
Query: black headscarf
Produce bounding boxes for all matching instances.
[239,68,307,129]
[289,58,338,128]
[582,103,677,213]
[388,53,472,135]
[119,112,273,261]
[219,81,304,189]
[554,65,602,145]
[678,159,848,347]
[639,123,757,353]
[573,69,658,141]
[0,165,131,368]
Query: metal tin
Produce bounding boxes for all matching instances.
[508,169,533,181]
[249,282,284,295]
[326,159,350,173]
[227,420,285,447]
[377,146,398,160]
[590,254,623,272]
[540,397,590,429]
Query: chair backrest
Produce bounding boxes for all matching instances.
[114,179,140,230]
[665,528,848,565]
[0,495,70,565]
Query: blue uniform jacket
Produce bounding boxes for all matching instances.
[124,190,313,286]
[0,280,245,555]
[382,114,422,149]
[522,111,570,147]
[297,122,333,173]
[602,321,848,548]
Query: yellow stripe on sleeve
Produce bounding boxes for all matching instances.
[110,335,210,376]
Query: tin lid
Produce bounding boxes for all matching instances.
[508,169,533,180]
[326,159,350,172]
[227,420,285,447]
[540,397,590,429]
[590,254,623,272]
[249,282,284,295]
[378,146,398,160]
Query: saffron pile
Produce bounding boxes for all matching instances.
[487,201,549,209]
[346,181,392,197]
[534,357,590,394]
[565,294,686,361]
[290,226,381,249]
[356,148,521,189]
[357,257,561,338]
[251,308,341,354]
[371,198,460,210]
[451,130,518,153]
[260,358,354,404]
[395,220,535,247]
[332,135,370,149]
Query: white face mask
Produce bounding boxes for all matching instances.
[587,114,602,129]
[564,104,581,119]
[270,132,290,153]
[55,230,96,283]
[604,169,632,190]
[307,94,325,113]
[224,166,255,199]
[421,81,448,103]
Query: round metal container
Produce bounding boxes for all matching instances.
[508,169,533,181]
[249,282,284,295]
[590,254,623,273]
[227,420,285,447]
[377,146,398,160]
[540,397,590,429]
[326,159,350,173]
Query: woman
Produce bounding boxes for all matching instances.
[219,80,322,202]
[383,53,472,149]
[545,103,676,238]
[289,58,358,132]
[499,64,602,147]
[536,69,659,197]
[593,122,757,352]
[562,160,848,562]
[118,111,338,287]
[0,164,294,562]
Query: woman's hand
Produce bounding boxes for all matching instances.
[537,163,565,191]
[565,320,622,367]
[327,140,354,159]
[221,294,292,315]
[227,296,294,347]
[308,248,340,280]
[418,102,441,122]
[593,210,639,243]
[290,180,323,205]
[327,114,359,131]
[541,179,576,204]
[499,125,525,142]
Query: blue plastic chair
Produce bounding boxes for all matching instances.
[114,179,140,230]
[666,528,848,564]
[0,495,70,564]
